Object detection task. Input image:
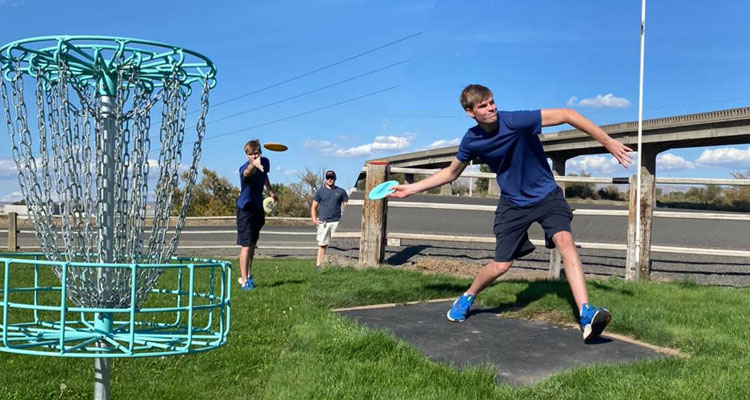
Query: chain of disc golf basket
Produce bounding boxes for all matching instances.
[0,48,212,308]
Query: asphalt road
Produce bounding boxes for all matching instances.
[2,193,749,285]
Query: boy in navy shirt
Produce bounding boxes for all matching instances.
[236,139,277,290]
[389,84,632,341]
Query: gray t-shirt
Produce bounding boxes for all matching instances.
[313,186,349,222]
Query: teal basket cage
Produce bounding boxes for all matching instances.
[0,253,232,357]
[1,35,227,398]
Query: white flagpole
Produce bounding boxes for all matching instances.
[635,0,646,270]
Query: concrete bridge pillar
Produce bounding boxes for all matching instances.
[626,147,658,281]
[550,155,568,195]
[440,183,453,196]
[488,178,500,196]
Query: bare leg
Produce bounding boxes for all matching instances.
[247,244,256,279]
[239,246,250,284]
[316,246,327,267]
[466,260,513,296]
[552,231,588,313]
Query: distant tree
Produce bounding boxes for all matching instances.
[12,199,26,205]
[172,168,240,216]
[277,167,328,218]
[565,172,596,200]
[270,182,308,217]
[475,164,491,193]
[597,185,624,201]
[299,167,325,199]
[725,170,750,210]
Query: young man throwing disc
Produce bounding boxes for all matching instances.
[236,139,277,290]
[311,170,348,269]
[389,84,632,341]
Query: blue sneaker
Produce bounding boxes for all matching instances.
[580,303,611,341]
[242,278,255,291]
[446,293,475,322]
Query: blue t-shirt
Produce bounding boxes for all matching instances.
[313,185,349,222]
[236,157,270,210]
[456,110,557,207]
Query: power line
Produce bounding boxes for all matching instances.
[207,59,410,125]
[203,85,399,142]
[145,59,411,145]
[144,85,399,154]
[148,31,421,127]
[205,32,421,111]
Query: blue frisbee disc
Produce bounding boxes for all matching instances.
[368,180,399,200]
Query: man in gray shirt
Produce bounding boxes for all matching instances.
[311,170,349,269]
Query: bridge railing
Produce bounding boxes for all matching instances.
[356,163,750,281]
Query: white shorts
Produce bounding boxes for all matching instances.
[316,221,339,246]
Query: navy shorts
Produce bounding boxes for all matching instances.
[493,187,573,262]
[236,206,265,247]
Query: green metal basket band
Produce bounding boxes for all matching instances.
[0,253,232,358]
[0,35,217,96]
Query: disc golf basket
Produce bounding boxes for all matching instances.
[0,36,230,399]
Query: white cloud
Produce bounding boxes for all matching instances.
[0,191,23,202]
[303,139,334,148]
[567,94,631,108]
[657,153,695,171]
[566,155,621,174]
[372,134,414,151]
[0,158,17,178]
[332,144,375,158]
[284,169,299,175]
[427,138,460,148]
[696,146,750,168]
[303,133,417,158]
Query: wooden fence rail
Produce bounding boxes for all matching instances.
[359,165,750,281]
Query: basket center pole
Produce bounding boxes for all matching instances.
[95,93,116,400]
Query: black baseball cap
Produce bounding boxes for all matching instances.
[325,170,336,179]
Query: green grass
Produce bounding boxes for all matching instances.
[2,259,750,399]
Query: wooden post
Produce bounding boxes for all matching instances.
[359,162,389,267]
[550,155,567,197]
[8,211,18,252]
[626,175,637,280]
[626,172,655,280]
[548,249,563,280]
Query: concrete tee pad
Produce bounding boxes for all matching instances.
[336,301,670,386]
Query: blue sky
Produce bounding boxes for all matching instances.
[1,0,749,202]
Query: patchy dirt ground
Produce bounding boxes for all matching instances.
[325,253,552,282]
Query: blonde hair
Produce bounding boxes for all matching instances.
[244,139,261,155]
[459,84,493,111]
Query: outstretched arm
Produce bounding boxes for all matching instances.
[388,158,468,199]
[541,108,633,168]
